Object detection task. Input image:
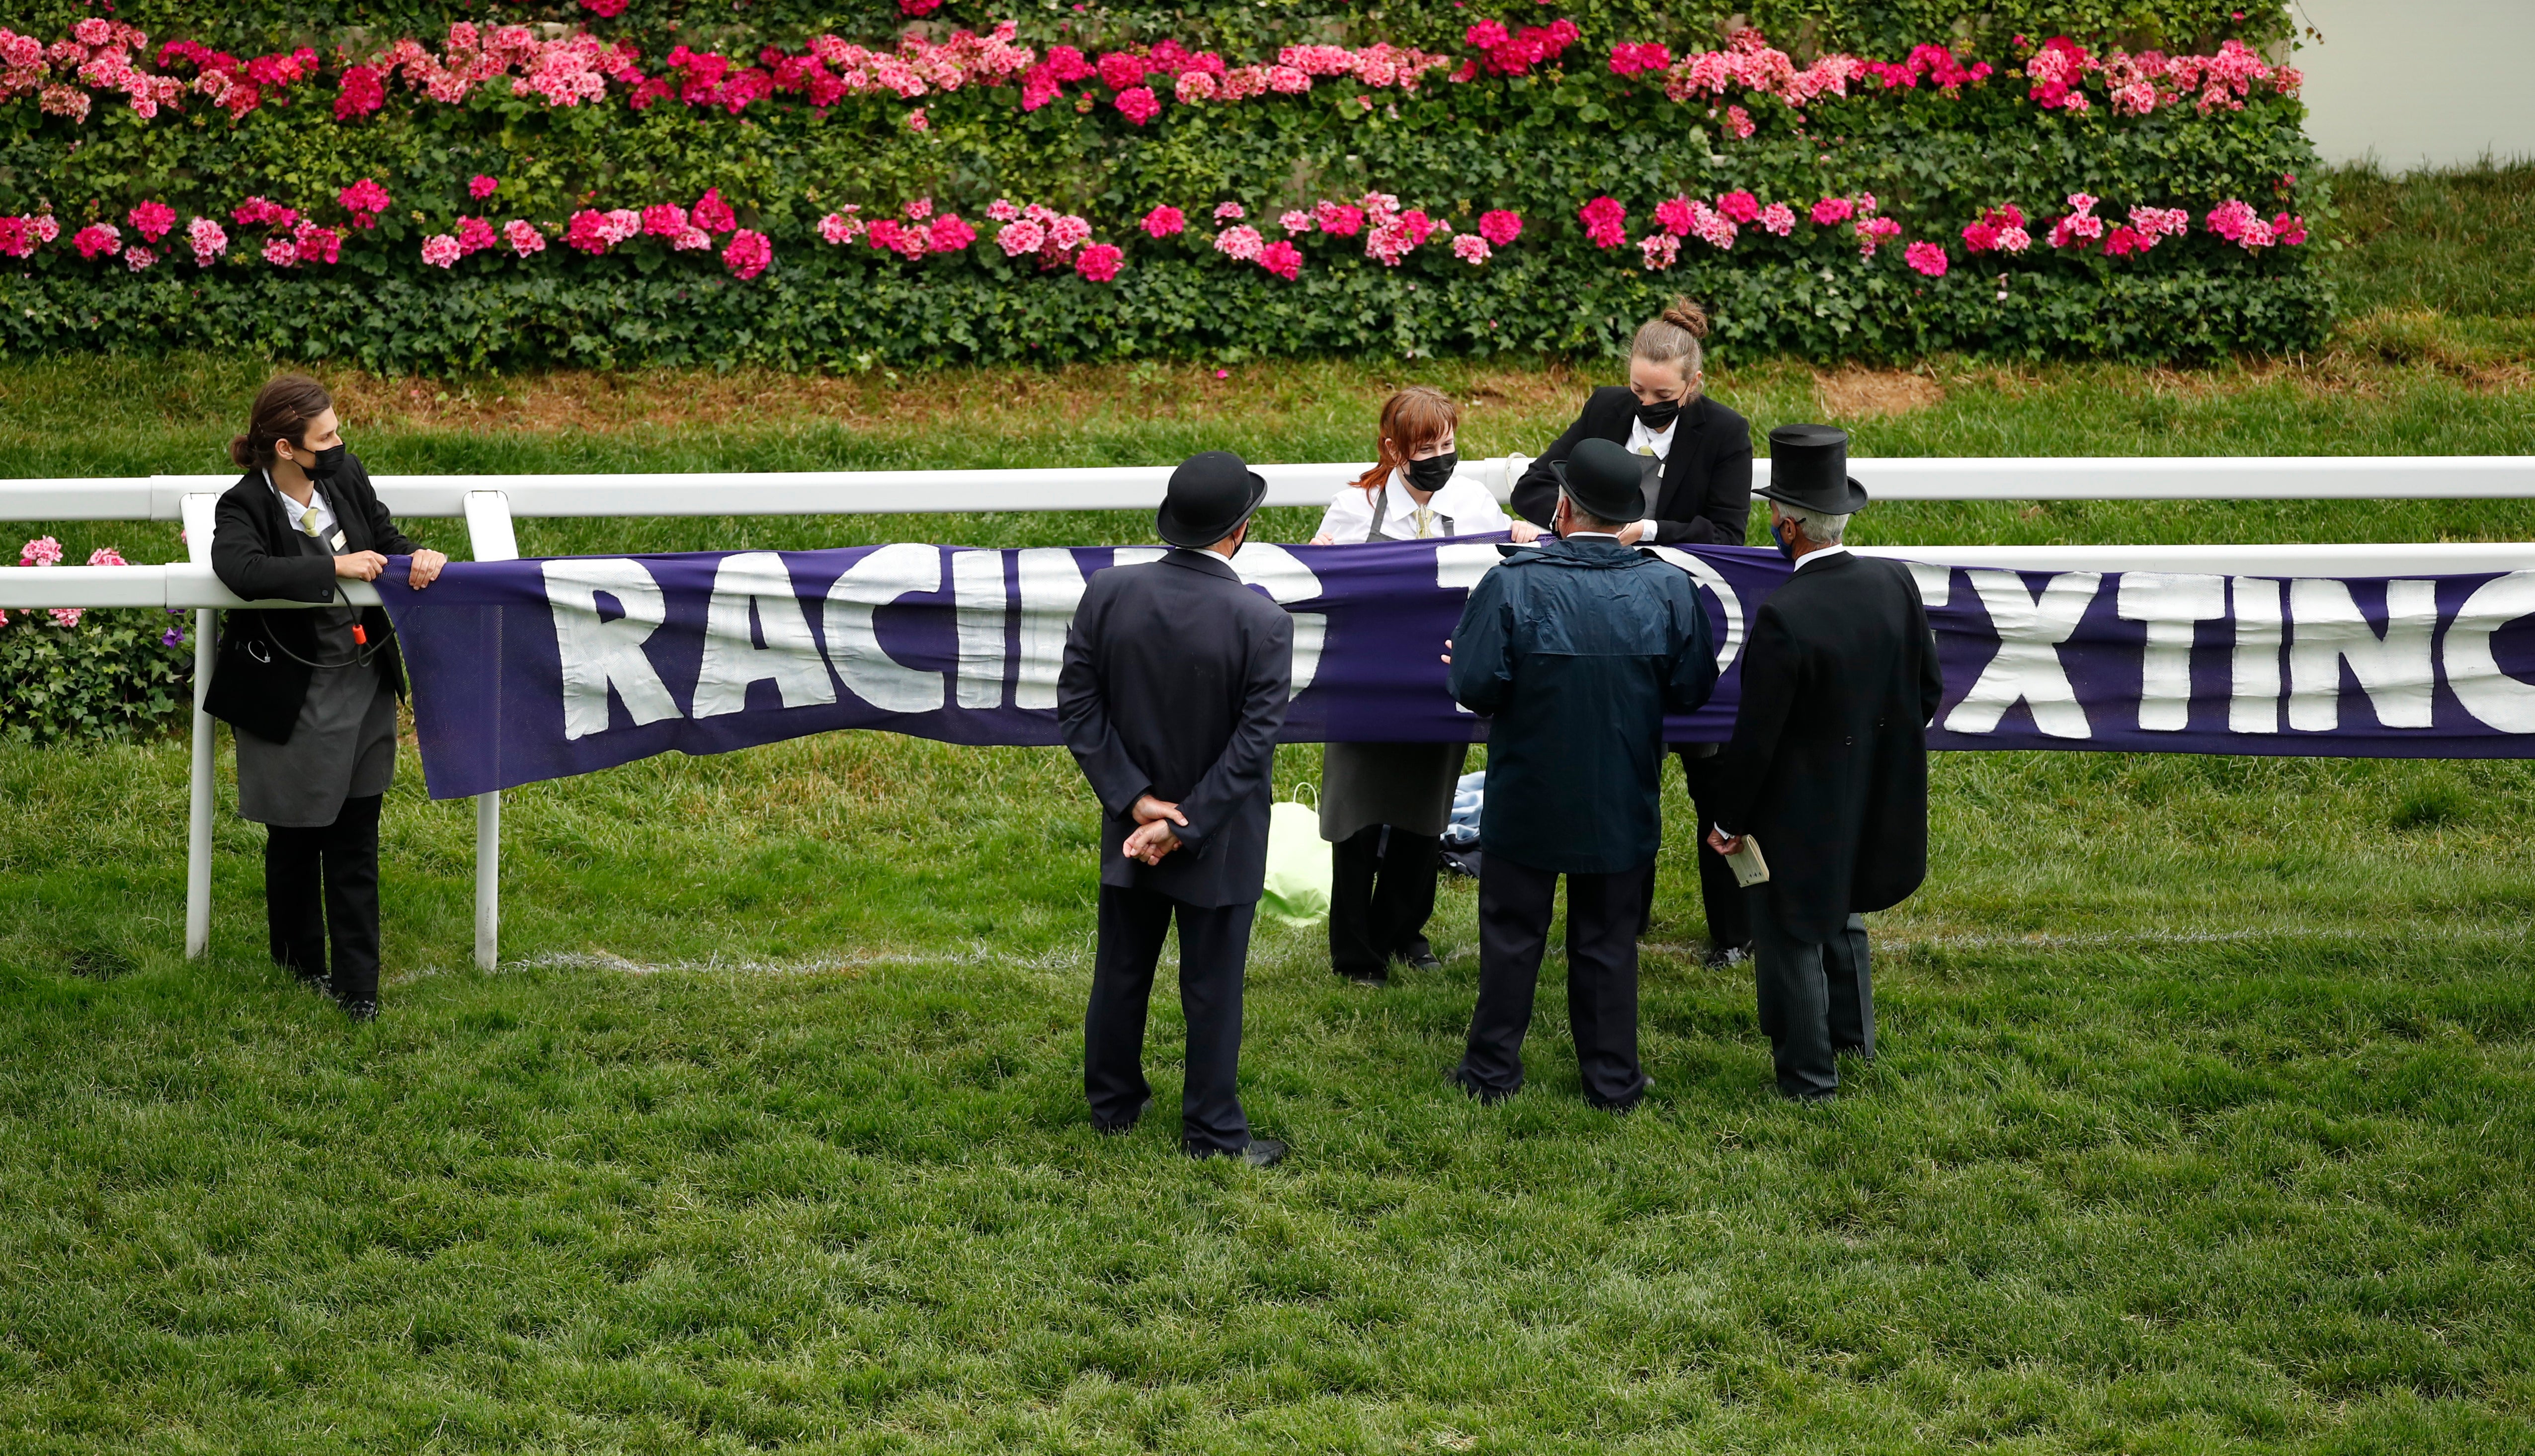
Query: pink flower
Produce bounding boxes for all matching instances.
[926,214,976,252]
[86,546,127,566]
[456,217,499,254]
[1214,224,1264,261]
[1115,86,1160,124]
[1904,240,1948,275]
[997,219,1047,256]
[1278,210,1314,234]
[1451,233,1491,264]
[1314,201,1365,237]
[1811,196,1855,226]
[293,222,341,266]
[1758,202,1796,236]
[337,178,391,227]
[723,228,772,279]
[906,106,930,131]
[692,188,738,234]
[1723,104,1755,139]
[1717,191,1760,225]
[987,199,1021,223]
[1640,233,1679,270]
[72,223,122,259]
[2273,213,2308,246]
[125,245,156,272]
[128,200,176,242]
[1049,215,1092,250]
[818,209,865,245]
[1652,197,1696,238]
[233,197,299,230]
[566,210,615,254]
[1175,71,1217,103]
[1258,240,1302,280]
[1099,51,1149,90]
[1213,202,1246,222]
[469,174,499,200]
[1142,205,1186,238]
[30,216,56,244]
[421,233,462,268]
[1855,216,1902,257]
[1477,210,1523,245]
[19,535,63,567]
[504,219,546,255]
[1578,195,1628,249]
[1074,242,1124,281]
[186,216,227,265]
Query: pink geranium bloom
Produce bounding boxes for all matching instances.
[1811,196,1855,226]
[723,229,772,279]
[72,223,122,258]
[1214,224,1264,261]
[1451,234,1491,264]
[1074,242,1124,281]
[1639,233,1679,270]
[504,219,547,255]
[1115,86,1160,125]
[1904,240,1948,275]
[1478,210,1522,245]
[1758,202,1797,236]
[1578,196,1627,249]
[421,234,462,268]
[1142,205,1186,238]
[1314,201,1364,237]
[128,200,177,242]
[1258,240,1302,280]
[692,188,738,234]
[469,174,499,200]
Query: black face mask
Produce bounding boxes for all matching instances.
[1404,451,1458,492]
[1635,396,1682,430]
[305,443,348,481]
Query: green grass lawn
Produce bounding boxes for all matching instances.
[2,163,2533,1452]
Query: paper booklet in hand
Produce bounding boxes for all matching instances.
[1722,834,1770,889]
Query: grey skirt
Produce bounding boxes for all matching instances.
[235,665,397,828]
[1320,739,1469,842]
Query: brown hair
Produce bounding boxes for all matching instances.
[1350,385,1460,495]
[1629,296,1709,394]
[229,373,334,470]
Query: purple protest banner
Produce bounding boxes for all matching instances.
[373,540,2535,801]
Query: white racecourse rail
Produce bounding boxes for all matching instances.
[2,452,2532,971]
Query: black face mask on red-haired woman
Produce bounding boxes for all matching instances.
[1404,450,1458,493]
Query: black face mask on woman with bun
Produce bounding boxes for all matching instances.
[1635,396,1682,430]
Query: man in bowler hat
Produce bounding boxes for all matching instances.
[1057,451,1295,1164]
[1705,425,1944,1101]
[1445,437,1717,1109]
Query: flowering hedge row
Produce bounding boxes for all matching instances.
[0,7,2324,369]
[0,538,192,746]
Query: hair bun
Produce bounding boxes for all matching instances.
[227,433,256,468]
[1661,296,1709,338]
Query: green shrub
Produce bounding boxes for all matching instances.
[0,607,194,747]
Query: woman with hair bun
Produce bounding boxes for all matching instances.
[203,373,446,1021]
[1508,297,1756,967]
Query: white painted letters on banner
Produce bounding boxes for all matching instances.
[546,558,682,739]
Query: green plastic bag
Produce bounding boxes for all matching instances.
[1259,797,1332,928]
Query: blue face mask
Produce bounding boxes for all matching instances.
[1770,518,1798,560]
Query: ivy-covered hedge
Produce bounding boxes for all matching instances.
[0,3,2325,371]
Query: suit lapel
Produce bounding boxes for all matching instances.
[1657,396,1708,514]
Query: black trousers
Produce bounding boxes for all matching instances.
[1746,892,1874,1099]
[1085,885,1255,1154]
[1328,824,1439,979]
[1674,749,1750,951]
[264,793,383,1008]
[1457,855,1652,1109]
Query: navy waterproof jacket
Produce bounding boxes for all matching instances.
[1447,537,1717,874]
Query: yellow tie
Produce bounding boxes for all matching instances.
[1412,504,1437,539]
[299,506,322,537]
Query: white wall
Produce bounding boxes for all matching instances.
[2293,0,2535,169]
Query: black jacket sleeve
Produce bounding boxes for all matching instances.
[1510,389,1626,529]
[1704,604,1798,836]
[1650,407,1754,547]
[1170,610,1293,850]
[210,486,335,605]
[1056,583,1153,818]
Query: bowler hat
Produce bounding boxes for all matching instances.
[1757,424,1871,515]
[1156,450,1269,549]
[1548,437,1647,526]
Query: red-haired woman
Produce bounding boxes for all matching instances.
[1306,386,1532,983]
[204,374,446,1021]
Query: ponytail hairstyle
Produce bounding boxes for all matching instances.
[229,373,334,470]
[1628,296,1710,396]
[1349,385,1460,495]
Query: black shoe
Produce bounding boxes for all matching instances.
[338,997,379,1023]
[1703,943,1751,970]
[1397,948,1443,973]
[1095,1097,1153,1136]
[1185,1137,1287,1167]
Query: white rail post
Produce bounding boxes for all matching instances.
[179,493,222,959]
[461,491,519,972]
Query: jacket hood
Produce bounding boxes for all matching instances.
[1495,537,1658,570]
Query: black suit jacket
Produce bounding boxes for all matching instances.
[1057,549,1295,907]
[1511,389,1754,546]
[1707,551,1945,942]
[203,456,414,742]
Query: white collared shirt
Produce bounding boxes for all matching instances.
[1792,543,1851,570]
[1624,413,1678,461]
[264,470,339,544]
[1315,468,1511,543]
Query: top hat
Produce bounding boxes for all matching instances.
[1548,437,1647,525]
[1757,424,1871,515]
[1156,450,1270,549]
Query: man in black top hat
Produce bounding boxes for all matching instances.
[1445,437,1717,1110]
[1705,425,1944,1101]
[1058,451,1295,1164]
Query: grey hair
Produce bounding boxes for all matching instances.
[1775,501,1850,544]
[1558,488,1629,533]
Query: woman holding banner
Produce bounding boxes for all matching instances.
[1509,298,1756,966]
[1306,387,1523,983]
[204,375,446,1021]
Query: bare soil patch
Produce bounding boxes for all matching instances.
[1814,368,1945,419]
